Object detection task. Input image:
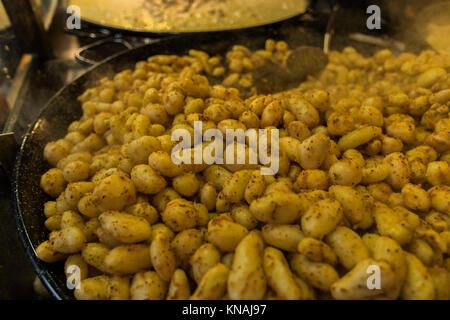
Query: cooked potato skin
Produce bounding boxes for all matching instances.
[228,231,266,300]
[92,174,136,211]
[264,247,302,300]
[104,244,152,275]
[161,199,199,232]
[98,211,151,244]
[207,214,248,252]
[301,199,343,239]
[40,168,66,198]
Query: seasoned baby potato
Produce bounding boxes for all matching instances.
[261,224,304,252]
[426,161,450,186]
[43,201,58,218]
[222,142,260,173]
[342,149,364,168]
[207,214,248,252]
[287,121,311,141]
[45,215,61,231]
[200,182,217,211]
[407,238,434,266]
[228,231,266,300]
[425,212,450,233]
[172,173,200,197]
[96,226,124,248]
[331,258,396,300]
[150,234,177,281]
[40,168,66,198]
[77,193,101,218]
[92,174,136,211]
[49,226,86,254]
[263,247,301,300]
[250,191,303,224]
[36,240,66,263]
[63,160,90,182]
[55,193,71,216]
[279,136,302,163]
[65,254,88,283]
[150,223,175,242]
[301,199,343,239]
[428,266,450,300]
[148,151,185,177]
[161,199,199,232]
[294,169,329,191]
[81,243,110,272]
[384,152,411,191]
[372,236,406,299]
[337,126,382,151]
[289,253,339,291]
[401,183,431,212]
[203,165,232,191]
[297,237,337,266]
[75,275,109,300]
[244,170,266,204]
[298,133,330,170]
[44,140,72,167]
[152,187,181,212]
[98,211,151,243]
[416,67,446,88]
[60,210,84,231]
[261,100,284,127]
[327,111,354,136]
[329,160,362,187]
[429,185,450,215]
[193,203,210,227]
[264,178,293,195]
[373,202,416,245]
[386,120,416,145]
[222,170,252,203]
[126,202,159,225]
[381,135,403,155]
[167,269,191,300]
[130,271,168,300]
[83,217,100,242]
[329,185,374,230]
[286,95,319,128]
[190,263,229,300]
[131,165,167,195]
[401,253,435,300]
[120,136,161,164]
[104,244,152,275]
[190,243,221,284]
[220,252,233,269]
[293,276,316,300]
[171,228,204,269]
[325,226,370,270]
[361,162,389,185]
[107,276,130,300]
[65,181,95,209]
[231,204,258,230]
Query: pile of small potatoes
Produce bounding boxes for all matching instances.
[37,39,449,300]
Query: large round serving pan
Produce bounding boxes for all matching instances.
[12,20,401,300]
[68,0,309,35]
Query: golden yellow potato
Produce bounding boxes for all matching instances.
[40,168,66,198]
[92,174,136,211]
[98,211,151,244]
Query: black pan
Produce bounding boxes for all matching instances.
[11,19,411,300]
